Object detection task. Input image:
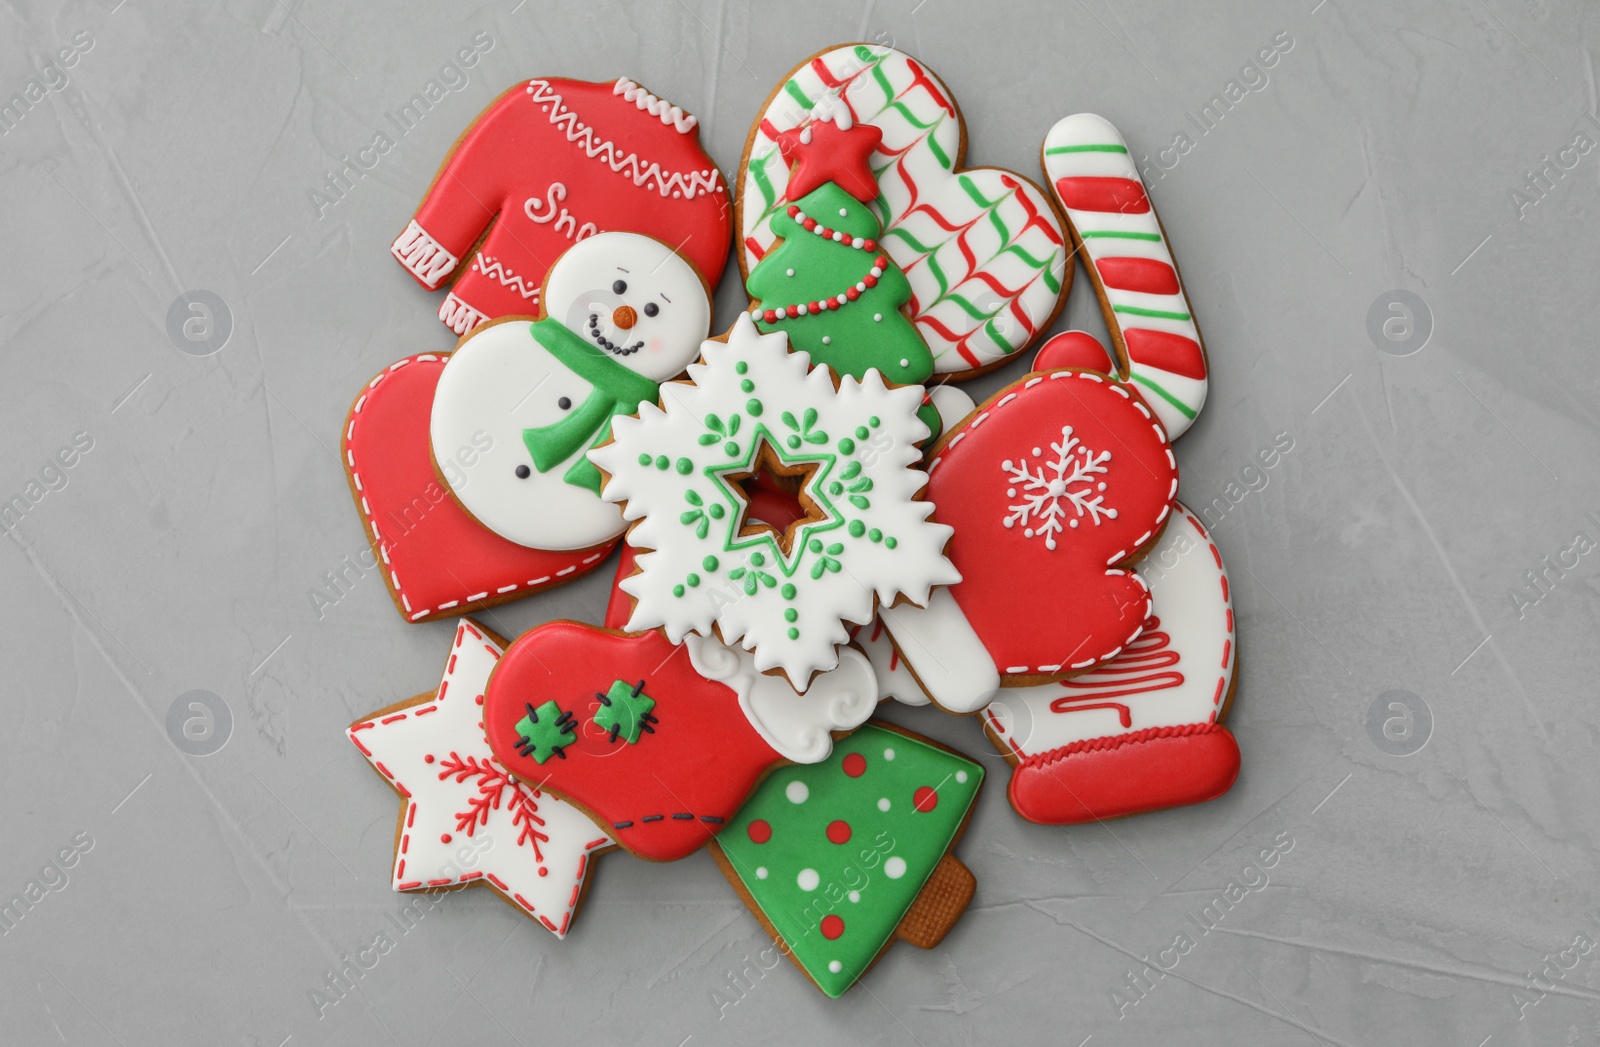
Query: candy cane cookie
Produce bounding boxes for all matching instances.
[1042,113,1209,438]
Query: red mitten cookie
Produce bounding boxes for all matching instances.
[341,354,614,623]
[392,77,731,334]
[879,370,1177,711]
[481,621,786,862]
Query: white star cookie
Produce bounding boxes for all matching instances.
[347,619,614,936]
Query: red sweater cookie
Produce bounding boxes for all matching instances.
[392,77,732,334]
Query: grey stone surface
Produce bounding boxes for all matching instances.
[3,0,1598,1043]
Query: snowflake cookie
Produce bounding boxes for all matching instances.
[590,314,959,690]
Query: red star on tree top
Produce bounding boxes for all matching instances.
[777,115,884,204]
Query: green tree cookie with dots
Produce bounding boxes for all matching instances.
[713,723,983,998]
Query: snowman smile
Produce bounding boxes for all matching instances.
[587,311,643,357]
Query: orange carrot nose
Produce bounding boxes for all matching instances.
[612,305,637,330]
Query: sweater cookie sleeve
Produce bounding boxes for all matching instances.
[390,84,526,289]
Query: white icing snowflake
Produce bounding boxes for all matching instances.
[1001,425,1117,550]
[591,315,959,690]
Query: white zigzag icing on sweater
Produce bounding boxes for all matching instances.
[472,254,541,301]
[525,80,721,200]
[614,77,698,133]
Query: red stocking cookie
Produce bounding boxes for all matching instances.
[739,44,1069,379]
[880,370,1178,712]
[711,722,983,997]
[346,620,614,936]
[982,504,1240,823]
[481,621,779,862]
[392,77,731,335]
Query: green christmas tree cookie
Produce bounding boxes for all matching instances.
[711,722,983,998]
[746,112,939,444]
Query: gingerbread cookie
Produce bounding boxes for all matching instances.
[711,722,983,998]
[982,503,1240,823]
[590,314,960,690]
[1042,113,1209,438]
[392,77,731,335]
[429,231,712,552]
[346,620,614,936]
[739,44,1069,378]
[877,368,1178,712]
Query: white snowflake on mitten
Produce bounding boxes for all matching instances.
[1001,425,1116,550]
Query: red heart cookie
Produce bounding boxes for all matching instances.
[482,621,785,862]
[926,370,1177,681]
[341,354,615,623]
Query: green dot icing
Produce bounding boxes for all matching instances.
[786,626,799,640]
[638,453,652,466]
[715,725,983,999]
[838,438,855,454]
[869,416,880,427]
[687,573,700,587]
[886,537,897,549]
[725,441,739,456]
[868,528,882,543]
[511,700,576,765]
[809,539,822,552]
[752,552,766,567]
[703,555,719,571]
[710,504,726,519]
[784,608,798,622]
[656,455,670,470]
[676,458,693,475]
[848,520,866,538]
[855,426,869,440]
[672,584,685,597]
[736,361,749,374]
[592,679,657,746]
[741,379,755,393]
[781,584,797,600]
[747,399,764,416]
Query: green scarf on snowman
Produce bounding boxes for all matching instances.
[520,317,661,496]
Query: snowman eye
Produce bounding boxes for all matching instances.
[643,302,659,318]
[612,279,627,294]
[558,396,572,410]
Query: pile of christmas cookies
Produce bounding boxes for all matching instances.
[341,45,1239,998]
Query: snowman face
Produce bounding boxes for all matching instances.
[542,231,712,384]
[429,320,627,551]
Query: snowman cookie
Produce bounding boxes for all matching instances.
[430,232,713,551]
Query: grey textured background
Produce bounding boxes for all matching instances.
[4,0,1598,1044]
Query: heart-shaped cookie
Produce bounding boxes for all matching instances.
[481,621,786,861]
[738,44,1069,378]
[341,354,615,623]
[924,370,1177,682]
